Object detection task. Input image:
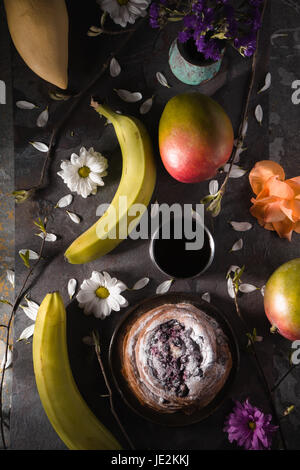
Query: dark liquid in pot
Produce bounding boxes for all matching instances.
[152,217,212,279]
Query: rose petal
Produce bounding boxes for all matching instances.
[249,160,285,195]
[272,219,294,241]
[265,176,294,200]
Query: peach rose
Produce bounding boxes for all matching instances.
[249,161,300,241]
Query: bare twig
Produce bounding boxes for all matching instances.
[203,0,268,216]
[232,287,287,450]
[219,0,268,195]
[272,364,297,392]
[0,233,46,449]
[92,331,134,450]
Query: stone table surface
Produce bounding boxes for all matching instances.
[1,0,299,450]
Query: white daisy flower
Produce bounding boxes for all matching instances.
[57,147,108,198]
[98,0,151,28]
[76,271,128,319]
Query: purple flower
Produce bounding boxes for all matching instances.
[178,30,192,43]
[224,399,278,450]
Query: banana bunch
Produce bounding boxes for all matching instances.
[64,101,156,264]
[33,292,122,450]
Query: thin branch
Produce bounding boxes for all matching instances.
[272,363,297,392]
[203,0,268,217]
[0,235,46,449]
[92,331,134,450]
[232,287,287,450]
[219,0,268,197]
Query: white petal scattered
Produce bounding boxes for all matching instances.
[66,211,81,224]
[230,221,252,232]
[55,194,73,208]
[255,104,263,125]
[0,342,13,370]
[132,277,150,290]
[201,292,211,303]
[239,283,258,293]
[209,179,219,195]
[230,239,243,252]
[68,278,77,299]
[114,89,142,102]
[227,277,236,299]
[30,141,49,152]
[18,324,35,341]
[19,249,39,260]
[223,163,247,178]
[37,232,57,242]
[110,57,121,77]
[16,100,36,109]
[260,285,266,297]
[6,269,15,287]
[230,238,244,251]
[36,107,49,127]
[233,146,246,164]
[20,297,39,321]
[156,72,171,88]
[156,279,173,294]
[241,119,248,138]
[227,265,240,275]
[140,97,153,115]
[258,72,271,94]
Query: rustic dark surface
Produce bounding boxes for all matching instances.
[1,0,299,450]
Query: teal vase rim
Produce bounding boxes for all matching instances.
[176,38,226,67]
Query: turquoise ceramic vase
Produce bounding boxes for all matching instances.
[169,39,225,86]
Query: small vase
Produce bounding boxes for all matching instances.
[168,38,225,86]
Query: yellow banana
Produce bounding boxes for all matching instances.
[33,292,122,450]
[64,101,156,264]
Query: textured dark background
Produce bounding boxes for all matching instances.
[0,0,299,450]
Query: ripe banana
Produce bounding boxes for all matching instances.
[33,292,122,450]
[64,101,156,264]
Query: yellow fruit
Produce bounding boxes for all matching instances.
[33,292,122,450]
[64,101,157,264]
[4,0,69,89]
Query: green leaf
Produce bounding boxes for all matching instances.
[34,217,46,233]
[0,298,13,307]
[12,189,35,203]
[283,405,295,416]
[19,250,30,268]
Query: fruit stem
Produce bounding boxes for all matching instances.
[90,98,117,122]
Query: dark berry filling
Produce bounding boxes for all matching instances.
[147,320,203,397]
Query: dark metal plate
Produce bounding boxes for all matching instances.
[109,292,240,427]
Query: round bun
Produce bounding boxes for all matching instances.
[122,303,232,414]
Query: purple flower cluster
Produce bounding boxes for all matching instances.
[224,399,278,450]
[149,0,264,61]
